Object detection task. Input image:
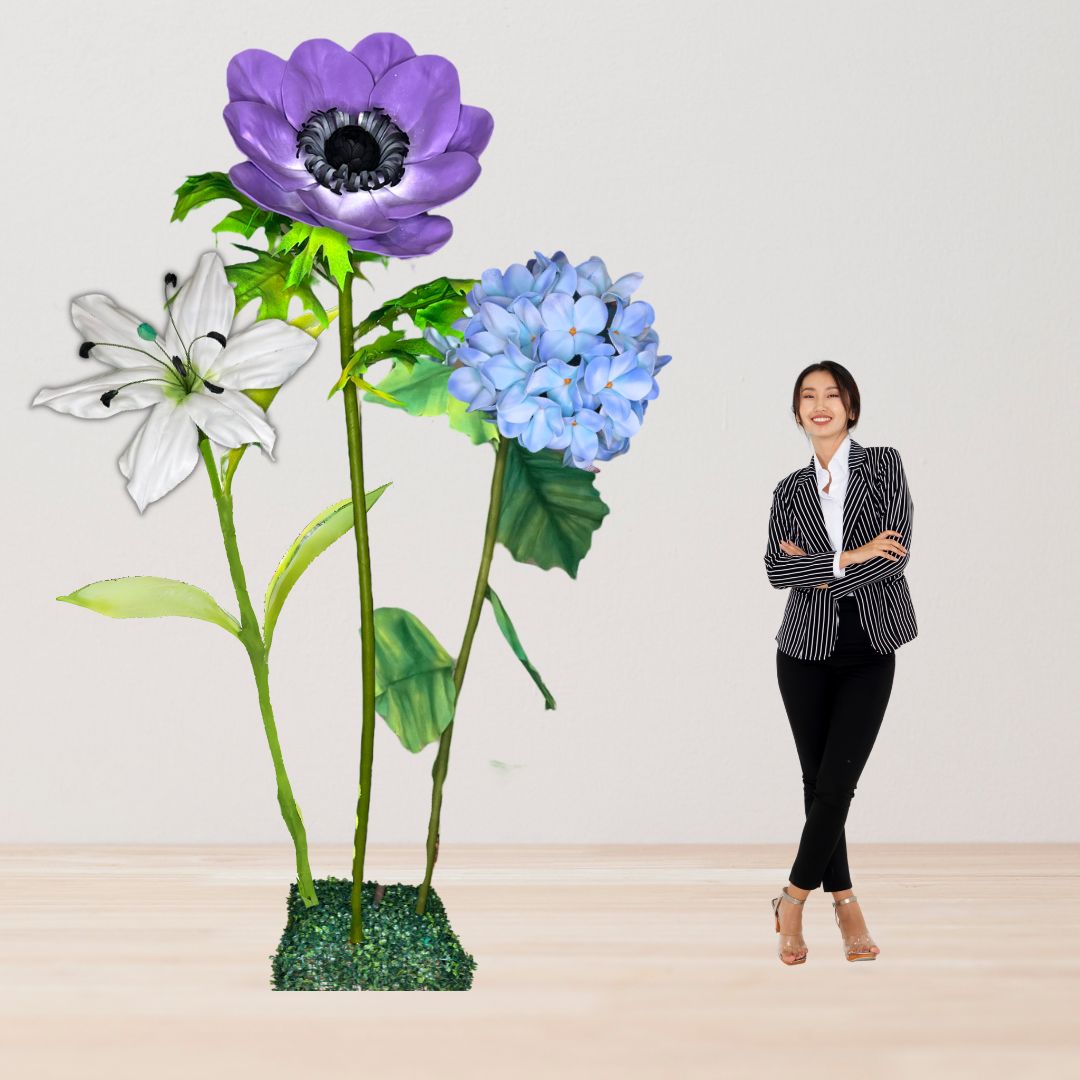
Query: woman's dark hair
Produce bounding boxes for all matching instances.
[792,361,860,430]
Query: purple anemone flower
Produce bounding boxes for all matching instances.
[224,34,493,257]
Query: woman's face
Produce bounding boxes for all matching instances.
[797,370,851,436]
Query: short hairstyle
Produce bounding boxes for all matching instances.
[792,361,861,430]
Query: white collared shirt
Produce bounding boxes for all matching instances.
[814,435,851,578]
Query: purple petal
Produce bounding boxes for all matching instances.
[224,102,310,191]
[351,33,416,82]
[347,214,453,257]
[370,55,460,162]
[445,105,494,157]
[228,162,318,225]
[372,152,480,220]
[227,49,286,110]
[281,39,374,130]
[296,186,395,236]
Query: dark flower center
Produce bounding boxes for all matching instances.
[297,108,409,195]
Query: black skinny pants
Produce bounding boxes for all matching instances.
[776,597,895,892]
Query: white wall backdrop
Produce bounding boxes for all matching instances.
[1,0,1077,846]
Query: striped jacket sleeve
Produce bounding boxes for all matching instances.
[834,448,913,595]
[764,481,837,590]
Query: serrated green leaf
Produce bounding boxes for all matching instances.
[497,443,610,578]
[485,586,556,710]
[413,297,470,334]
[280,223,353,289]
[354,277,476,341]
[172,172,292,246]
[225,247,328,327]
[372,608,456,753]
[263,484,390,654]
[58,577,240,636]
[361,357,496,445]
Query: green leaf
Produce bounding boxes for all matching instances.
[279,223,353,290]
[485,586,556,710]
[57,577,241,636]
[360,357,496,445]
[263,484,391,653]
[354,277,475,341]
[372,608,457,753]
[497,443,611,578]
[225,246,328,327]
[171,172,292,247]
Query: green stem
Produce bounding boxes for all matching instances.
[198,438,317,907]
[338,275,377,945]
[416,435,510,915]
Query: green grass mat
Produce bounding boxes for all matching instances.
[271,877,476,991]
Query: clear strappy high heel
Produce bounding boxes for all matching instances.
[833,895,879,961]
[771,887,808,965]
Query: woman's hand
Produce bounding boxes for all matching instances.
[781,541,828,588]
[839,530,906,568]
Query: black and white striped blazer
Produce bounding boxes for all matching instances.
[764,441,917,660]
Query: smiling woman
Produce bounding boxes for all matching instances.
[764,360,916,967]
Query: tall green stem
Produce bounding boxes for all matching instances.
[337,275,378,945]
[416,435,510,915]
[198,438,317,907]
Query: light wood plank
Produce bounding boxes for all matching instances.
[0,844,1077,1078]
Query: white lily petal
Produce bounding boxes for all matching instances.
[120,401,201,511]
[164,254,236,372]
[206,321,318,391]
[183,388,276,453]
[33,366,169,418]
[71,295,162,370]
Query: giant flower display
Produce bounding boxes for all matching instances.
[34,253,317,510]
[441,253,671,468]
[224,34,493,257]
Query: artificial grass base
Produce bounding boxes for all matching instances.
[271,877,476,991]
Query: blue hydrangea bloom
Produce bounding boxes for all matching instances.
[437,252,671,469]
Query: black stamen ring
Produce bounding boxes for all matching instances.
[79,342,95,358]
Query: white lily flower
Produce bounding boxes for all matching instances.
[34,253,318,511]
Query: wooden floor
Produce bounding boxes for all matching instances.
[0,844,1076,1079]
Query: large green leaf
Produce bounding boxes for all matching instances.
[497,443,611,578]
[225,246,327,327]
[362,357,496,446]
[485,586,556,710]
[263,484,390,653]
[353,277,475,342]
[372,608,456,753]
[57,577,240,636]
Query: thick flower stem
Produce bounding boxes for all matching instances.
[198,438,317,908]
[337,275,377,946]
[416,435,510,915]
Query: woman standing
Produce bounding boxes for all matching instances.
[764,362,916,965]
